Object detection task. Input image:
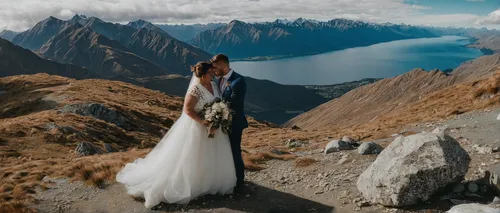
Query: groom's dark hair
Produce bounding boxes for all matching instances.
[211,54,229,65]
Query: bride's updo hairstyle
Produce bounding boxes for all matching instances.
[190,62,213,78]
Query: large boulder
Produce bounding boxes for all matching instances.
[446,204,500,213]
[357,131,470,207]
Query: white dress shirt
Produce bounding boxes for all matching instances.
[220,69,234,92]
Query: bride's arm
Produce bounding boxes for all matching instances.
[184,94,205,125]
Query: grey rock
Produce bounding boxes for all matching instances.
[493,197,500,204]
[446,203,500,213]
[75,142,104,156]
[45,123,81,137]
[104,143,117,153]
[45,122,58,130]
[60,103,128,129]
[468,182,479,193]
[357,131,471,207]
[497,113,500,121]
[324,140,352,154]
[286,139,307,148]
[357,142,383,155]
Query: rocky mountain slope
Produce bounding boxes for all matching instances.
[12,15,211,76]
[0,30,18,41]
[75,16,212,74]
[1,58,500,213]
[189,18,438,59]
[0,73,275,213]
[0,38,95,79]
[286,53,500,132]
[1,73,498,213]
[156,23,226,42]
[37,24,169,78]
[12,16,75,50]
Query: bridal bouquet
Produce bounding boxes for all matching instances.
[201,98,232,138]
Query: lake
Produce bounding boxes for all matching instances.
[231,36,484,85]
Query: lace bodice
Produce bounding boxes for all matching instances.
[187,81,220,113]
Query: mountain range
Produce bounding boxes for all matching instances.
[189,18,439,59]
[37,24,169,78]
[11,15,211,76]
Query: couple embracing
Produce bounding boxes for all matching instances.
[116,54,249,208]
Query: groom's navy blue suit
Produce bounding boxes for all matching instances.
[218,71,248,185]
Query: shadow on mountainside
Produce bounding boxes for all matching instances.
[149,182,336,213]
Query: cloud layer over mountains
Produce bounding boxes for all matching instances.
[1,0,498,31]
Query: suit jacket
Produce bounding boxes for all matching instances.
[217,71,248,132]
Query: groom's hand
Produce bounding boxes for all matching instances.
[203,120,210,127]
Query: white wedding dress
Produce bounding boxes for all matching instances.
[116,77,237,208]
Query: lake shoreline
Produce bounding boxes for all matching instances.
[232,36,484,85]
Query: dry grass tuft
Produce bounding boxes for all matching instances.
[294,158,318,168]
[0,201,37,213]
[243,151,296,171]
[0,183,14,193]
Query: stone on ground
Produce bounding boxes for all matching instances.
[357,131,471,207]
[324,140,352,154]
[357,142,383,155]
[446,203,500,213]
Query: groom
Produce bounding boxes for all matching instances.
[211,54,248,189]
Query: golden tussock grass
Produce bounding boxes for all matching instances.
[243,151,297,171]
[0,201,37,213]
[0,149,148,212]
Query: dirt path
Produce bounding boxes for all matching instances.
[32,108,500,213]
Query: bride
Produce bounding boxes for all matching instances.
[116,61,237,208]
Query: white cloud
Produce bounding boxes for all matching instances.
[0,0,490,31]
[476,9,500,25]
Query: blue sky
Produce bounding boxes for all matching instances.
[1,0,500,31]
